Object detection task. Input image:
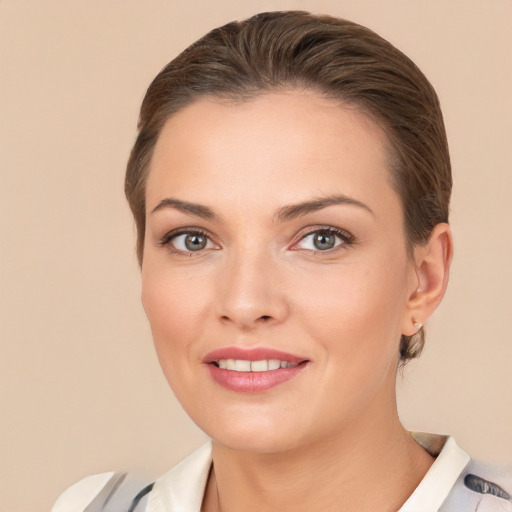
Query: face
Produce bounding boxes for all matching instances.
[141,91,418,453]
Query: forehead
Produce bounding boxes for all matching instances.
[146,91,396,216]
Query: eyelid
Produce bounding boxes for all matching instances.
[158,225,355,256]
[292,225,355,252]
[158,227,219,255]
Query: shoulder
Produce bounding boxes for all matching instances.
[404,433,512,512]
[51,442,212,512]
[51,471,154,512]
[441,459,512,512]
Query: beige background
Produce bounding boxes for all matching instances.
[1,1,511,511]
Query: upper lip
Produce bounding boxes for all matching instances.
[203,347,307,364]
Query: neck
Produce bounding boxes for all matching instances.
[202,393,434,512]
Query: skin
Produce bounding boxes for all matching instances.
[141,91,453,512]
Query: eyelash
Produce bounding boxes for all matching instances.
[158,228,214,256]
[158,226,355,257]
[295,226,355,254]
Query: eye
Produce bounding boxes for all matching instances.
[159,229,218,254]
[295,227,353,252]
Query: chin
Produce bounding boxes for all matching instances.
[213,429,303,454]
[196,410,307,454]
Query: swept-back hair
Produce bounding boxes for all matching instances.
[125,11,452,362]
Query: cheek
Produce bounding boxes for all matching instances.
[295,256,408,364]
[291,260,408,424]
[141,267,211,373]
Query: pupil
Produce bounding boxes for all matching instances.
[314,232,335,250]
[185,234,206,251]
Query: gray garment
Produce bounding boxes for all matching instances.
[85,460,512,512]
[82,473,153,512]
[440,459,512,511]
[58,437,512,512]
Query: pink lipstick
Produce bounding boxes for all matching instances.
[203,347,309,392]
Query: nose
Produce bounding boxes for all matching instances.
[215,246,289,331]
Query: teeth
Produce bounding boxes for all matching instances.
[215,359,299,372]
[251,360,268,372]
[235,359,251,372]
[268,359,281,370]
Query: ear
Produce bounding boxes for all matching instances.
[402,223,454,336]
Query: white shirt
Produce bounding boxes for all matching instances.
[52,433,512,512]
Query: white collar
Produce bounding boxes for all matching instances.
[147,433,470,512]
[146,441,213,512]
[399,432,470,512]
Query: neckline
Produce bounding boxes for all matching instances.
[147,432,470,512]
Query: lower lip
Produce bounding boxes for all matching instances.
[206,363,308,392]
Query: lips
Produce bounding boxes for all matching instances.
[203,347,309,392]
[203,347,306,364]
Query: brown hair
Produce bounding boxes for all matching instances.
[125,11,452,362]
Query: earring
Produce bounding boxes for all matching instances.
[413,320,423,331]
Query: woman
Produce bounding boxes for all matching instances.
[52,11,511,512]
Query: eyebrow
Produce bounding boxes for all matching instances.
[274,194,374,222]
[150,194,373,223]
[151,198,222,222]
